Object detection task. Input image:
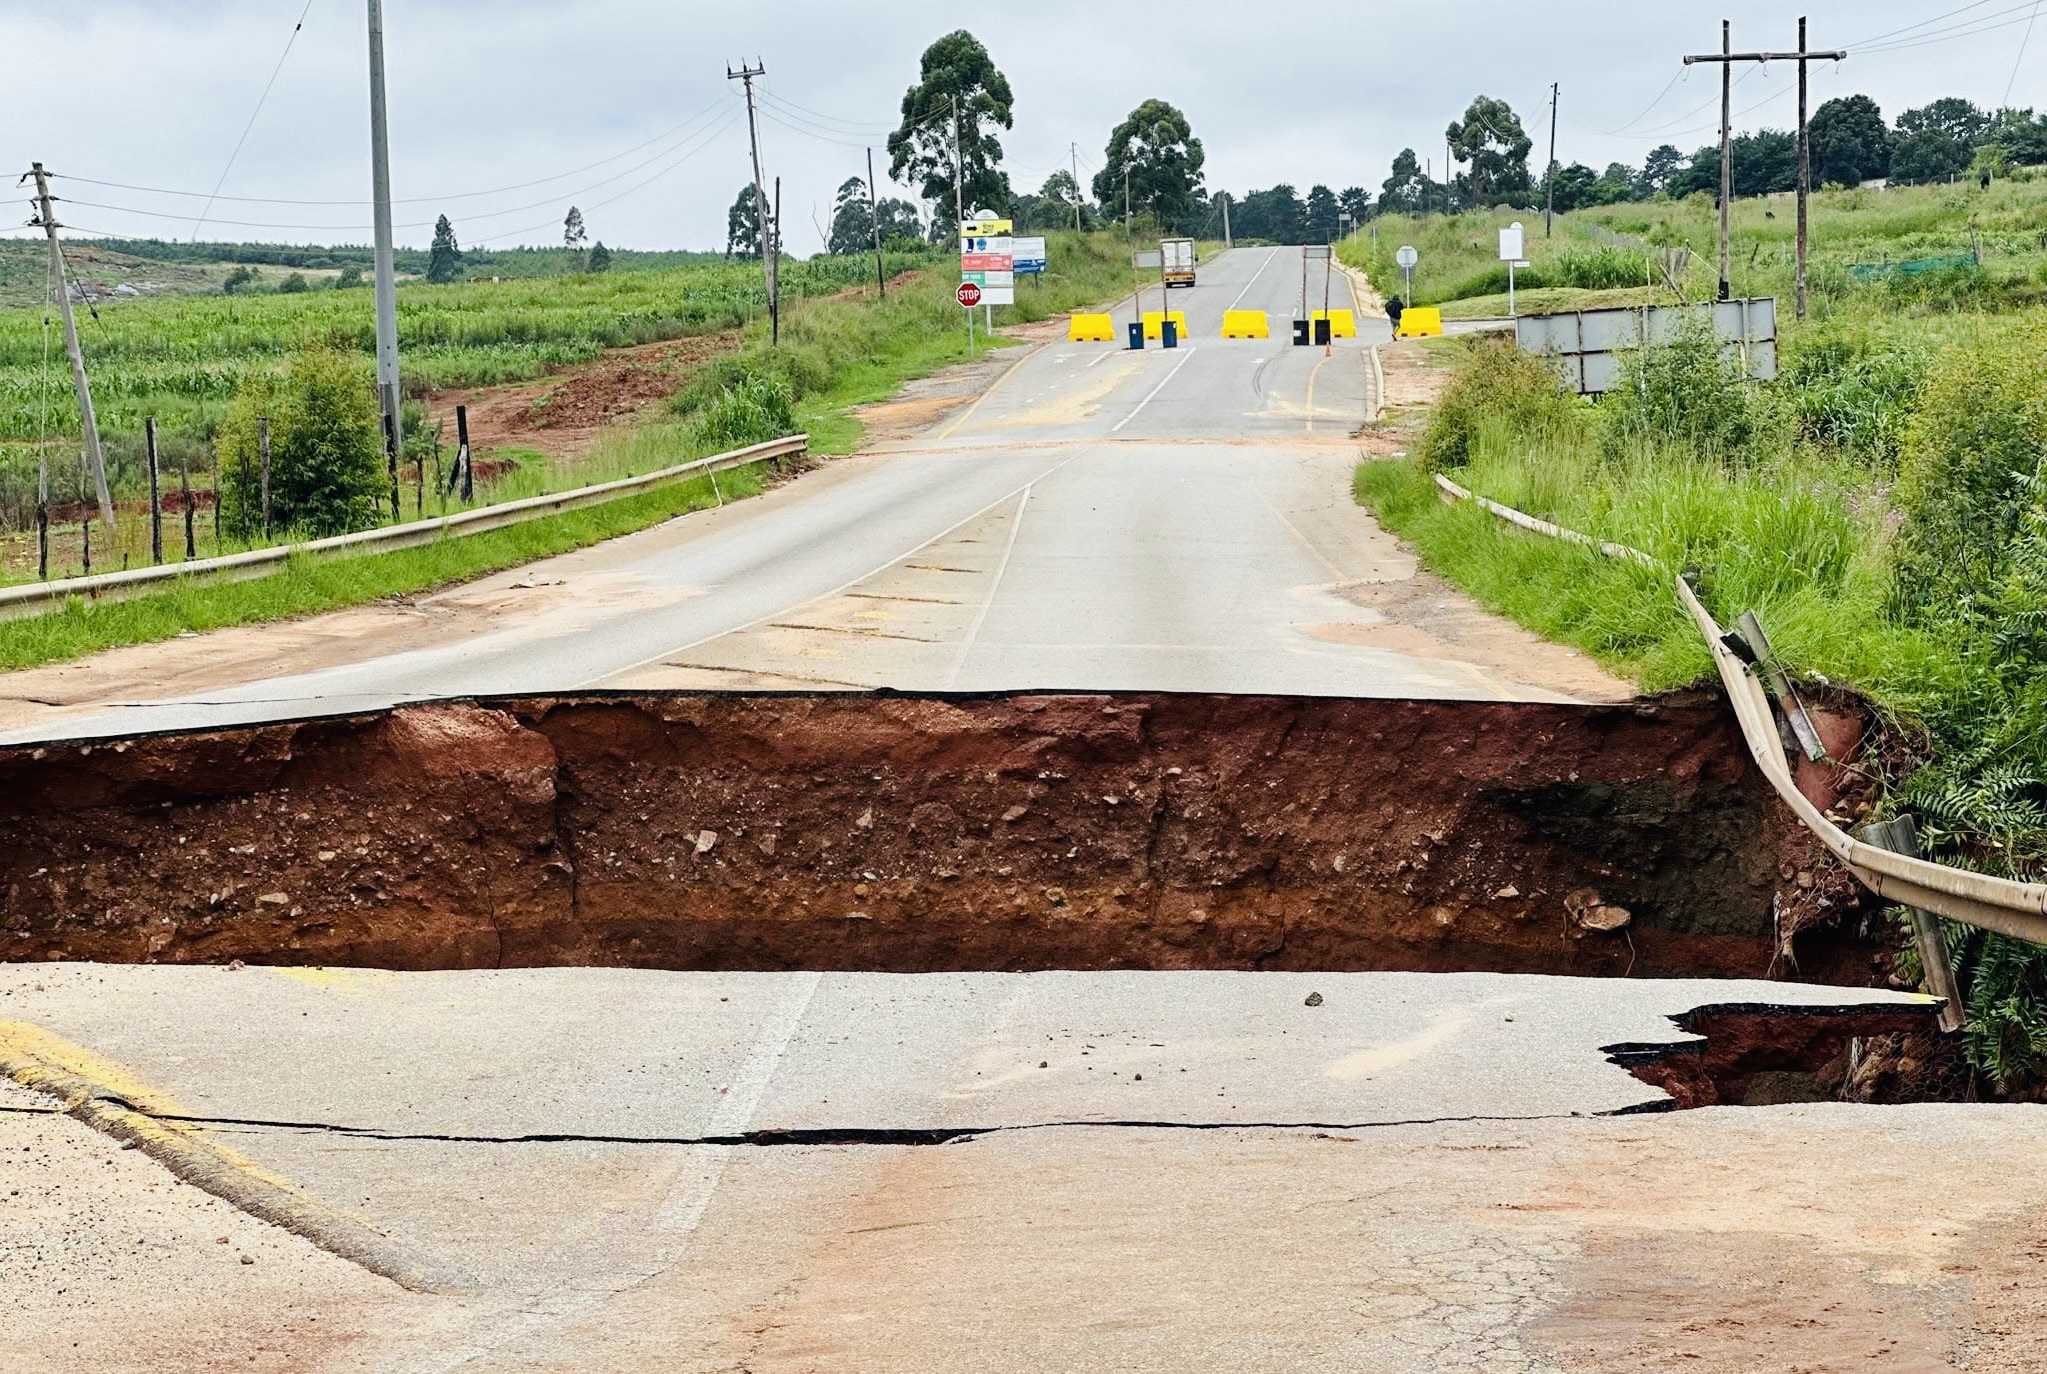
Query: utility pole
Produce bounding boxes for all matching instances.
[1070,143,1083,231]
[1221,193,1232,248]
[366,0,402,482]
[867,146,886,298]
[1544,83,1560,238]
[952,95,970,351]
[1123,164,1132,236]
[1685,20,1844,308]
[728,61,779,345]
[25,164,114,530]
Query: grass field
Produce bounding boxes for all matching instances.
[1348,172,2047,1086]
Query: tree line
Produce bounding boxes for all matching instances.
[1372,92,2047,222]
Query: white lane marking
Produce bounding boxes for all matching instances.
[1225,246,1282,312]
[582,455,1088,687]
[434,973,825,1372]
[1304,352,1334,436]
[1084,347,1120,370]
[1109,347,1200,434]
[944,485,1034,689]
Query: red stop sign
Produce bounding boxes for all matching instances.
[956,281,983,308]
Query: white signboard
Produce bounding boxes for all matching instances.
[960,217,1014,305]
[1499,222,1525,263]
[1013,236,1048,275]
[1396,245,1419,270]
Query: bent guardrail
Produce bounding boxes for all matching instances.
[0,434,809,623]
[1432,469,2047,959]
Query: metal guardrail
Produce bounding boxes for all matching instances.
[0,434,808,623]
[1433,470,2047,949]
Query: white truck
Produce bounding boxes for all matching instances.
[1161,237,1198,288]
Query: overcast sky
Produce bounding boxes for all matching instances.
[5,1,2044,255]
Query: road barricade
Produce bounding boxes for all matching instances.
[1311,309,1358,338]
[1221,310,1270,339]
[1395,307,1444,339]
[1068,313,1116,342]
[1141,310,1188,342]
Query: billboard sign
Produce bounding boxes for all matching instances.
[960,217,1014,305]
[1013,236,1048,276]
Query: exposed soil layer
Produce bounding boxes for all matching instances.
[1608,1004,1944,1109]
[0,691,1886,979]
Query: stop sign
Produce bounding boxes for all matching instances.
[956,281,983,308]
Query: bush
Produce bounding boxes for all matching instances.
[1599,320,1758,462]
[1892,319,2047,622]
[1783,327,1931,467]
[216,346,386,538]
[279,273,310,295]
[1414,334,1586,471]
[690,373,795,452]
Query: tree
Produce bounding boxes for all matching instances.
[562,206,587,252]
[1595,162,1637,204]
[1338,186,1371,228]
[1377,148,1434,216]
[1236,184,1306,244]
[1892,99,1991,185]
[1300,184,1338,242]
[874,198,924,244]
[426,214,462,284]
[726,185,765,260]
[1637,145,1685,198]
[222,265,257,295]
[1039,169,1090,229]
[1809,95,1892,186]
[587,241,613,273]
[1986,107,2047,168]
[333,265,364,290]
[217,347,384,538]
[1446,96,1534,205]
[887,30,1014,221]
[827,176,876,256]
[279,272,310,294]
[1543,163,1601,214]
[1093,98,1206,232]
[1670,131,1798,199]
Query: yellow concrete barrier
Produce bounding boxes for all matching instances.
[1068,313,1117,343]
[1311,309,1358,339]
[1141,310,1188,341]
[1221,310,1270,339]
[1395,307,1444,339]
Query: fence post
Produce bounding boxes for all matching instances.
[180,453,196,560]
[145,417,164,565]
[1862,816,1968,1034]
[258,416,273,540]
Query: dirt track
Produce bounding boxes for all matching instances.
[0,690,1875,980]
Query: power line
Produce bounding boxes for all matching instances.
[1858,1,2047,54]
[58,94,735,210]
[1568,67,1690,138]
[2008,2,2044,104]
[1845,0,2003,48]
[56,109,742,237]
[192,0,321,240]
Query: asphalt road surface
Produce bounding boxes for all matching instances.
[10,964,2013,1374]
[1,247,1585,745]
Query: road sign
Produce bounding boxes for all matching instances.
[1013,236,1048,276]
[1396,245,1419,270]
[1132,250,1163,270]
[956,281,983,309]
[1303,245,1333,260]
[1499,223,1525,263]
[960,217,1014,305]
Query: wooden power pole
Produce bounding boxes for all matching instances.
[867,146,886,298]
[24,164,115,530]
[1544,84,1560,238]
[728,61,779,346]
[1685,18,1844,311]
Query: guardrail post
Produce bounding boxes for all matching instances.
[1727,610,1827,762]
[1862,816,1967,1033]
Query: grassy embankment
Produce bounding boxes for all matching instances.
[1352,175,2047,1088]
[0,231,1138,669]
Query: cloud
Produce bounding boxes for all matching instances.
[3,2,2035,254]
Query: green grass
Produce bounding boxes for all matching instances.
[0,463,765,672]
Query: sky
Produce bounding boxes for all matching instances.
[4,1,2045,255]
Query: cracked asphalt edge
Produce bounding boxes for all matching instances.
[0,1019,474,1295]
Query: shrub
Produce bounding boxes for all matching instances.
[1599,320,1758,462]
[1414,334,1586,471]
[1783,327,1931,466]
[690,373,795,452]
[279,273,310,295]
[1892,319,2047,622]
[216,346,386,538]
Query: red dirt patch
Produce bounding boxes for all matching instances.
[0,691,1887,979]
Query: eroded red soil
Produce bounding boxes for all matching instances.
[0,691,1886,980]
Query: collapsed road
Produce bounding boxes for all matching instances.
[4,249,2024,1374]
